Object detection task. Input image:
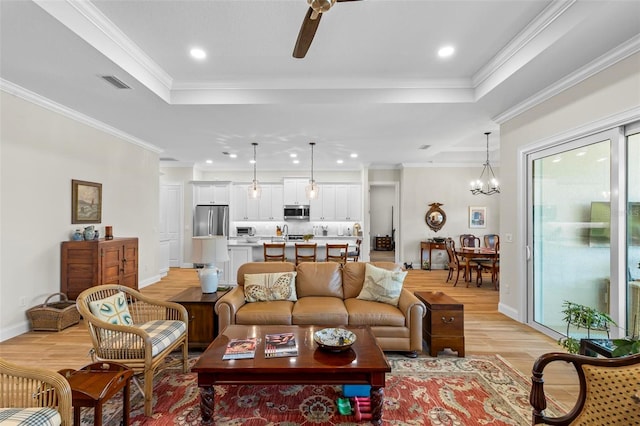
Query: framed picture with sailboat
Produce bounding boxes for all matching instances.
[72,179,102,224]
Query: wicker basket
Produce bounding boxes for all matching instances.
[26,292,80,331]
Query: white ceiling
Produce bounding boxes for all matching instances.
[1,0,639,172]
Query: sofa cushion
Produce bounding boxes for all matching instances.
[292,297,348,325]
[244,272,297,302]
[237,262,296,287]
[342,262,403,299]
[295,262,343,298]
[88,291,133,325]
[236,301,294,325]
[344,298,406,327]
[357,263,407,306]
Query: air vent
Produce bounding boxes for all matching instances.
[160,157,178,161]
[419,145,431,150]
[101,75,131,89]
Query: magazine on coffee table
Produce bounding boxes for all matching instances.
[265,332,298,358]
[222,337,258,360]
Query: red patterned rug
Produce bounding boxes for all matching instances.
[82,354,565,425]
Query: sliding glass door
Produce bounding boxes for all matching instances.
[627,126,640,337]
[528,131,614,337]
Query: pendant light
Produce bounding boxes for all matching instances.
[248,142,261,199]
[305,142,319,200]
[470,132,500,195]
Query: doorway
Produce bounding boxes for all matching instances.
[369,183,399,263]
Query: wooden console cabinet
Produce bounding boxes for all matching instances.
[415,291,465,357]
[420,241,446,270]
[61,237,138,300]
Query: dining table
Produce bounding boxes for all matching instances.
[455,247,499,285]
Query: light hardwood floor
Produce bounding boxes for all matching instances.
[0,267,579,410]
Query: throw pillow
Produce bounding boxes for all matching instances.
[88,292,133,325]
[357,263,407,306]
[244,272,298,302]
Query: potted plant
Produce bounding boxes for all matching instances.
[558,301,614,354]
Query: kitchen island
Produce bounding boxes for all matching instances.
[228,237,357,262]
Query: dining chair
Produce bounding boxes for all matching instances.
[460,234,481,248]
[484,234,499,249]
[477,241,500,290]
[294,243,317,265]
[326,243,348,264]
[263,242,286,262]
[346,239,362,262]
[444,238,466,286]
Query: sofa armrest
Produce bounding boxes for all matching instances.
[398,289,426,352]
[214,286,246,333]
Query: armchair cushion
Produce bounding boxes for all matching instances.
[357,263,407,306]
[98,320,187,357]
[88,292,132,325]
[0,407,61,426]
[244,272,297,302]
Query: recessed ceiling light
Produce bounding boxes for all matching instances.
[438,46,455,58]
[290,153,297,158]
[350,153,358,158]
[293,159,300,164]
[206,159,213,164]
[576,151,586,156]
[190,48,206,60]
[337,159,344,164]
[597,157,608,162]
[552,157,562,163]
[229,153,237,159]
[249,159,256,164]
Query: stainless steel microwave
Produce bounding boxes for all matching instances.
[283,205,310,221]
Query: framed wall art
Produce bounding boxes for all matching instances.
[469,206,486,229]
[72,179,102,224]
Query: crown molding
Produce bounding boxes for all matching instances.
[494,35,640,124]
[1,79,163,154]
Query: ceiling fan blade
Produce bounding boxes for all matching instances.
[293,7,322,59]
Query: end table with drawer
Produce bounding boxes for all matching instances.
[170,287,229,349]
[414,291,465,357]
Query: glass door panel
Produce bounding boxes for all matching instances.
[531,137,611,337]
[627,130,640,337]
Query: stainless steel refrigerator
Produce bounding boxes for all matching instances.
[193,204,229,237]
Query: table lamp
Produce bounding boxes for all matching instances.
[192,236,230,293]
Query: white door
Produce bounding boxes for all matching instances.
[160,184,183,268]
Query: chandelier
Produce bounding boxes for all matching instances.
[305,142,319,200]
[248,142,261,199]
[470,132,500,195]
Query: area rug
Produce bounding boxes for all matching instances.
[81,354,565,425]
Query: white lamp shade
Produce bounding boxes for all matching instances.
[192,236,229,264]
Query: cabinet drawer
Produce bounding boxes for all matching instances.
[427,309,464,335]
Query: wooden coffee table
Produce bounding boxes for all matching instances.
[192,324,391,425]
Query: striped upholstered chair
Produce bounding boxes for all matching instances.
[0,358,72,425]
[76,285,188,416]
[530,351,640,425]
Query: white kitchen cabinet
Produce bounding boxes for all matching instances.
[259,184,284,221]
[335,184,362,220]
[232,184,259,221]
[310,184,336,221]
[283,178,308,205]
[193,182,231,205]
[223,246,252,285]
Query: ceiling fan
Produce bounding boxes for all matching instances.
[293,0,362,58]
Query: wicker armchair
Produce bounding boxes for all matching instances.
[0,358,72,426]
[530,352,640,425]
[76,285,189,417]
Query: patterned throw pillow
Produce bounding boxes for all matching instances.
[244,272,298,302]
[88,291,133,325]
[356,263,407,306]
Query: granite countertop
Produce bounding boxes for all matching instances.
[229,237,357,247]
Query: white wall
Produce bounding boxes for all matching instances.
[500,52,640,321]
[399,166,501,269]
[0,91,161,341]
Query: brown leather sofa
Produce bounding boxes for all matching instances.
[215,261,426,356]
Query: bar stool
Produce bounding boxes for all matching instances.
[346,239,362,262]
[295,243,317,265]
[326,244,348,264]
[263,242,286,262]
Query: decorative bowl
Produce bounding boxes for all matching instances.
[314,328,356,352]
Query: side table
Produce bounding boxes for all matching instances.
[58,361,133,426]
[170,286,229,349]
[420,241,446,270]
[414,291,465,357]
[579,338,615,358]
